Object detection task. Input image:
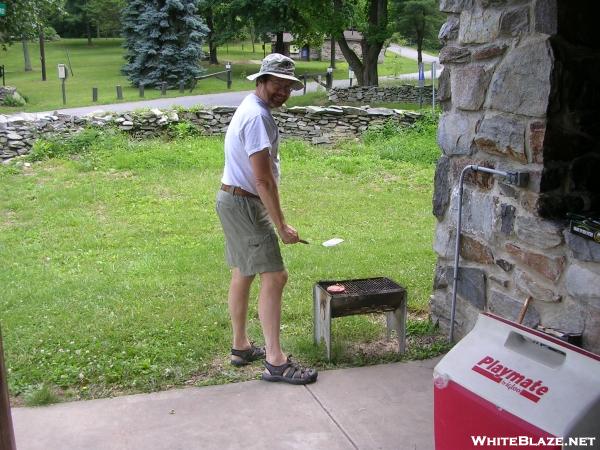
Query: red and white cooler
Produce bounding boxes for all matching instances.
[434,313,600,449]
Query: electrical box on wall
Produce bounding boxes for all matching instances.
[568,213,600,244]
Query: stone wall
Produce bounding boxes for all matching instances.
[0,87,19,103]
[0,106,420,160]
[329,85,434,104]
[432,0,600,352]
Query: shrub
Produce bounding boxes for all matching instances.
[43,26,61,41]
[23,384,62,406]
[363,113,441,166]
[169,121,200,139]
[2,91,27,107]
[28,128,114,161]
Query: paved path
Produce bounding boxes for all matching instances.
[12,357,441,450]
[387,44,440,64]
[28,78,350,118]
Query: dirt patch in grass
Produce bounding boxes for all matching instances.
[185,355,262,387]
[104,169,135,179]
[1,210,18,228]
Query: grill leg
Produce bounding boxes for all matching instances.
[394,300,407,354]
[385,306,407,354]
[313,285,321,345]
[324,305,332,361]
[386,312,393,340]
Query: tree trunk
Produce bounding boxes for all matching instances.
[86,18,93,46]
[334,0,388,86]
[22,39,32,72]
[39,29,47,81]
[249,20,256,53]
[206,9,218,64]
[336,31,364,85]
[360,37,383,86]
[330,36,336,69]
[362,44,381,86]
[209,41,219,65]
[274,32,285,54]
[362,0,388,86]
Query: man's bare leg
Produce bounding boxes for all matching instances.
[228,268,255,364]
[258,270,288,366]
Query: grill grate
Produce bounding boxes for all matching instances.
[319,277,403,296]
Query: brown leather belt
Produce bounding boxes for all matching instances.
[221,183,260,199]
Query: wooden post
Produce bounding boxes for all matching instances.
[226,63,232,89]
[92,87,98,102]
[139,84,145,98]
[0,326,17,450]
[116,85,123,100]
[161,82,166,96]
[61,79,67,105]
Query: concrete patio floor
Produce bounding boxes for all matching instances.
[11,357,441,450]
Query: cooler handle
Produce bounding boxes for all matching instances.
[504,331,566,368]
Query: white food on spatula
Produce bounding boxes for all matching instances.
[322,238,344,247]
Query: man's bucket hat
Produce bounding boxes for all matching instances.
[247,53,304,91]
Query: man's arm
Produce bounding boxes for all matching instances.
[250,149,299,244]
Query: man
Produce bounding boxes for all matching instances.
[216,53,318,385]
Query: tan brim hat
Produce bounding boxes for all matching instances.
[247,53,304,91]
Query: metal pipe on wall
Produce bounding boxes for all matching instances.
[449,165,513,342]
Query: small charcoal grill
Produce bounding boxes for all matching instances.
[313,277,407,360]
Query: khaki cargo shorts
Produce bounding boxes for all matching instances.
[216,189,284,276]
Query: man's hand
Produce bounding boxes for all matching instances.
[278,224,299,244]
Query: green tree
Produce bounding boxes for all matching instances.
[302,0,391,86]
[390,0,444,65]
[52,0,122,41]
[196,0,238,65]
[121,0,209,88]
[1,0,63,48]
[55,0,94,43]
[232,0,310,54]
[1,0,64,80]
[87,0,126,37]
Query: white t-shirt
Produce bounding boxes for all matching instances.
[221,93,280,195]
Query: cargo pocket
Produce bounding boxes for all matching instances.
[246,233,281,273]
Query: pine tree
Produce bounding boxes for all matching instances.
[121,0,208,88]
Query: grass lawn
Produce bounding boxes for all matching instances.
[0,39,429,114]
[0,116,447,404]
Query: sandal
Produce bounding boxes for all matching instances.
[230,343,266,367]
[262,356,318,385]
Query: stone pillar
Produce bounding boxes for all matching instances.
[432,0,600,352]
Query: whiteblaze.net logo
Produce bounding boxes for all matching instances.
[472,356,550,403]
